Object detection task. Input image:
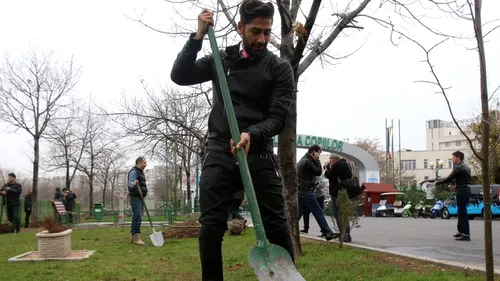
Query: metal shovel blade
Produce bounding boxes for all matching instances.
[149,227,164,247]
[248,244,306,281]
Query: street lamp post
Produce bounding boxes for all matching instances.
[194,153,200,212]
[429,160,445,180]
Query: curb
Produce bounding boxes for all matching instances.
[300,234,500,275]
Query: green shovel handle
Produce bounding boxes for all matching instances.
[207,26,268,248]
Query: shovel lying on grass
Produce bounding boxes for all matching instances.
[137,184,164,247]
[207,25,306,281]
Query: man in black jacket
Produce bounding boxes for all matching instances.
[436,151,472,241]
[297,145,336,240]
[63,188,77,223]
[128,157,148,246]
[0,173,22,233]
[171,1,294,280]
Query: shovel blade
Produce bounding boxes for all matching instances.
[149,227,164,247]
[248,244,305,281]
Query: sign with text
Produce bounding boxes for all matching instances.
[273,134,344,152]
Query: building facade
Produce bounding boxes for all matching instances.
[395,119,476,184]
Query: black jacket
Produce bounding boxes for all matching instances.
[297,153,322,191]
[324,159,352,197]
[171,35,294,153]
[64,191,77,209]
[128,166,148,198]
[24,193,32,212]
[436,161,471,190]
[1,182,22,207]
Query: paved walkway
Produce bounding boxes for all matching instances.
[244,215,500,274]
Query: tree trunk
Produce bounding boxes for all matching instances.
[473,0,494,279]
[65,145,71,189]
[278,88,301,257]
[31,137,40,224]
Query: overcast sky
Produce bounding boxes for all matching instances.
[0,0,499,177]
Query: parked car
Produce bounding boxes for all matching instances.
[441,184,500,219]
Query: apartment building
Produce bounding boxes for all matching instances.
[395,119,476,183]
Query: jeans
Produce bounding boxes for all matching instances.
[302,195,325,230]
[298,191,332,234]
[330,196,339,225]
[199,150,293,281]
[130,196,143,235]
[456,188,470,236]
[7,205,20,233]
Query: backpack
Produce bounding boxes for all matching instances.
[340,164,361,199]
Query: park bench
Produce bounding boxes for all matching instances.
[50,200,72,224]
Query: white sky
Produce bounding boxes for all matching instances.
[0,0,499,178]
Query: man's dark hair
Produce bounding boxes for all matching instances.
[239,0,274,24]
[308,145,322,154]
[135,157,146,165]
[8,172,16,178]
[452,150,465,161]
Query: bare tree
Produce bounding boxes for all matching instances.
[95,147,125,207]
[75,107,114,213]
[0,47,79,223]
[44,104,90,190]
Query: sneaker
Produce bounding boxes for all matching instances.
[300,229,308,234]
[317,233,325,238]
[453,233,462,238]
[455,235,470,241]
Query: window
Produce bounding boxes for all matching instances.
[401,160,417,170]
[455,141,461,146]
[423,159,428,169]
[424,176,429,180]
[448,159,453,168]
[445,142,451,147]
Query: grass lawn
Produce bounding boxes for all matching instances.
[0,226,493,281]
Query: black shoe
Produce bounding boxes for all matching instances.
[344,235,352,243]
[456,235,470,241]
[318,233,325,238]
[325,233,335,241]
[453,233,462,238]
[300,229,308,234]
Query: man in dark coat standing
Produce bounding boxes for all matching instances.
[1,173,22,233]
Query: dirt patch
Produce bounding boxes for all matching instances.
[40,217,70,233]
[0,223,14,234]
[163,219,201,239]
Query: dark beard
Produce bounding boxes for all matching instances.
[243,38,267,57]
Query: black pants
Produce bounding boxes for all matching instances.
[25,210,31,228]
[198,150,294,281]
[7,205,20,232]
[302,195,325,230]
[229,198,244,220]
[456,188,470,236]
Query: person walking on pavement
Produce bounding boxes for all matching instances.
[128,157,148,246]
[24,188,32,228]
[300,175,326,236]
[297,145,336,240]
[170,1,295,280]
[0,173,22,233]
[435,151,472,241]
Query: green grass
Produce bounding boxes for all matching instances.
[0,227,493,281]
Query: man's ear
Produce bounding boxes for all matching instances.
[237,21,244,35]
